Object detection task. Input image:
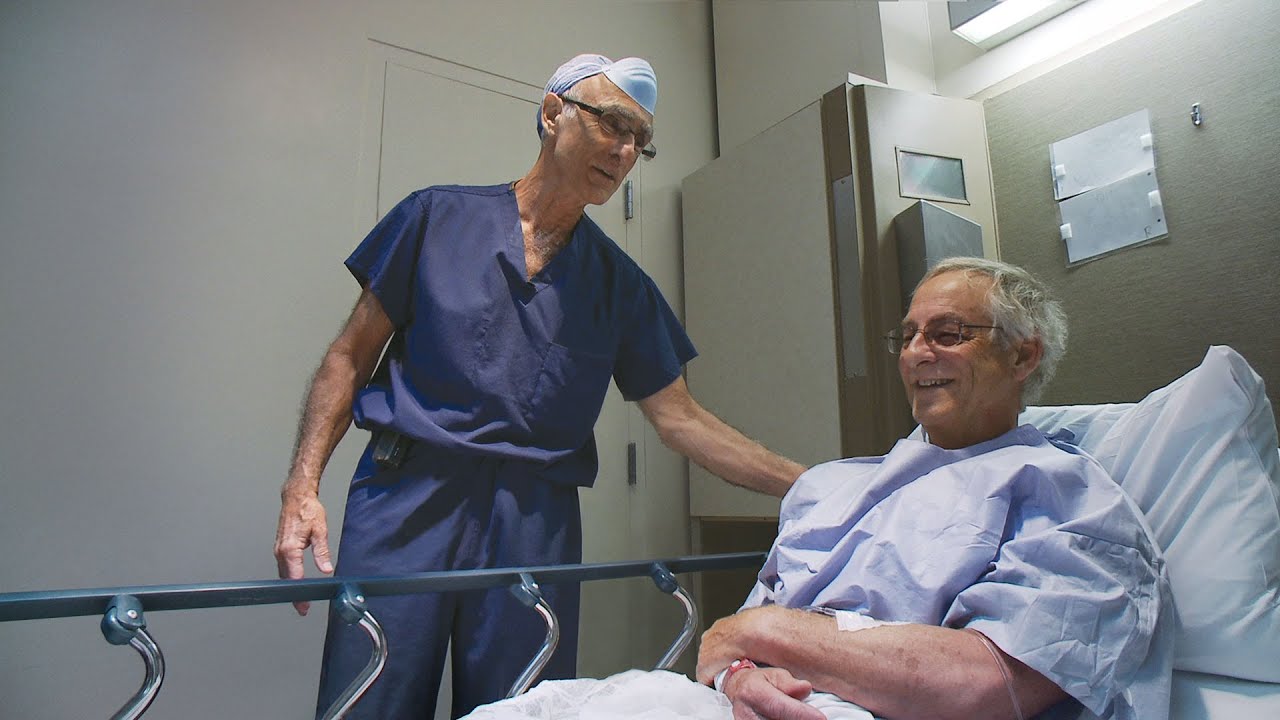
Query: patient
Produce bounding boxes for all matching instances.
[696,257,1172,720]
[465,258,1172,720]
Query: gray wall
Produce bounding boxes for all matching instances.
[711,0,885,152]
[985,0,1280,415]
[0,1,717,717]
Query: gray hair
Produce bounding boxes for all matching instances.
[917,257,1068,404]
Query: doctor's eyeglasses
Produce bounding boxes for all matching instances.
[558,95,657,160]
[884,321,1000,354]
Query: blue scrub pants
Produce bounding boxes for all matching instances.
[316,441,582,719]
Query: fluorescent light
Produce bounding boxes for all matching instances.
[953,0,1062,46]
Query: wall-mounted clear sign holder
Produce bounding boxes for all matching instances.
[1050,109,1156,200]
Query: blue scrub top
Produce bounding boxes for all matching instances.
[345,183,697,487]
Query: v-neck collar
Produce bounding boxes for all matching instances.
[503,182,582,291]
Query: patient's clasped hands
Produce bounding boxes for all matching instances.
[698,606,827,720]
[722,667,825,720]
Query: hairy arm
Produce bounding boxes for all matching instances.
[638,377,806,497]
[273,288,393,613]
[698,606,1068,720]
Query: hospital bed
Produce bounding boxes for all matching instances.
[1,345,1276,718]
[453,344,1280,720]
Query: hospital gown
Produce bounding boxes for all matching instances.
[742,424,1173,720]
[465,425,1173,720]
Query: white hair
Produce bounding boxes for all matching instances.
[917,257,1068,404]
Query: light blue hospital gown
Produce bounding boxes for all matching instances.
[742,425,1174,720]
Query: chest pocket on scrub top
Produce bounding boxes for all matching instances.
[524,341,615,448]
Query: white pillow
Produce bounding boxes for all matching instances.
[1020,346,1280,682]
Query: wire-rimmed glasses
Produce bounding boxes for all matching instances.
[558,95,656,160]
[884,320,1000,354]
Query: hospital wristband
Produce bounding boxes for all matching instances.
[720,657,757,692]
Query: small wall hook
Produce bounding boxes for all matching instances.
[1190,103,1203,127]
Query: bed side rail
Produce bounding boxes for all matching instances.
[0,552,767,718]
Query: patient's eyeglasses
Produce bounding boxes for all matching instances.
[558,95,657,160]
[884,320,1000,354]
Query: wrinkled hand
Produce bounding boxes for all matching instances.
[274,490,333,615]
[697,606,781,685]
[725,667,825,720]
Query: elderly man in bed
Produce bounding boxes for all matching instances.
[696,257,1174,720]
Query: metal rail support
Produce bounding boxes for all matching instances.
[100,595,165,720]
[649,563,698,671]
[505,573,559,698]
[2,553,768,715]
[320,584,388,720]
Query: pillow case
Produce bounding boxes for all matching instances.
[1020,346,1280,681]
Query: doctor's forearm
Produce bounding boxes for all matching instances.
[638,377,806,497]
[662,408,805,497]
[283,350,363,496]
[283,290,392,496]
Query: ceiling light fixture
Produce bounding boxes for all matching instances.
[950,0,1087,49]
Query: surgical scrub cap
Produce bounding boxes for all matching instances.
[536,54,657,137]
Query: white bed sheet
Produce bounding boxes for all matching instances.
[1172,671,1280,720]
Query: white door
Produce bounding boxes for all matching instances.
[361,43,650,704]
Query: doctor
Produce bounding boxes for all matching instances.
[273,53,806,719]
